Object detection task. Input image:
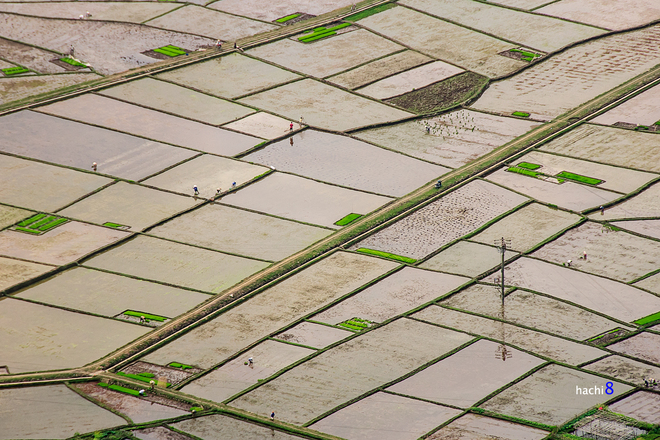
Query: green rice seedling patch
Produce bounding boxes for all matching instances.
[512,111,530,118]
[654,121,660,126]
[635,125,651,131]
[298,23,351,42]
[506,166,541,178]
[345,3,397,22]
[356,248,416,264]
[516,162,541,170]
[2,66,29,76]
[12,214,68,234]
[555,171,603,185]
[14,227,42,234]
[153,46,186,57]
[117,372,170,387]
[102,222,130,229]
[59,57,87,67]
[17,213,46,227]
[97,382,141,396]
[634,311,660,326]
[137,372,155,378]
[39,218,68,231]
[29,216,57,230]
[123,310,168,322]
[338,317,375,331]
[168,362,195,370]
[335,213,362,226]
[275,13,301,23]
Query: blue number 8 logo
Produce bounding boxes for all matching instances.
[605,382,614,395]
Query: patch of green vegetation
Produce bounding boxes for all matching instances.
[510,48,542,62]
[386,72,489,114]
[39,218,68,231]
[117,372,170,387]
[153,45,186,57]
[654,120,660,126]
[603,223,621,232]
[356,248,417,264]
[556,171,603,185]
[190,406,204,412]
[298,23,351,43]
[60,57,87,67]
[168,362,195,370]
[516,162,541,170]
[275,13,301,23]
[15,227,42,234]
[97,382,141,396]
[345,3,396,21]
[2,66,29,76]
[137,372,155,378]
[338,317,375,331]
[548,204,558,209]
[512,111,530,118]
[29,215,57,230]
[103,222,127,229]
[335,213,362,226]
[506,166,541,178]
[123,311,167,322]
[634,311,660,326]
[17,213,46,227]
[635,125,650,131]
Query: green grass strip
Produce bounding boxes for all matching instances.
[634,311,660,326]
[506,166,540,178]
[168,362,195,370]
[28,215,56,230]
[163,45,186,55]
[337,322,362,331]
[298,30,334,41]
[38,218,68,231]
[516,162,541,170]
[59,57,87,67]
[335,213,362,226]
[137,372,155,378]
[123,311,167,322]
[153,48,179,57]
[117,372,170,387]
[327,22,352,32]
[98,383,141,396]
[103,222,126,228]
[276,13,301,22]
[300,31,337,43]
[15,227,42,234]
[2,66,29,75]
[510,49,541,58]
[512,111,530,117]
[356,248,417,264]
[17,213,46,227]
[345,3,396,21]
[556,171,603,185]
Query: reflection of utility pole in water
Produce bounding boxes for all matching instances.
[495,237,512,361]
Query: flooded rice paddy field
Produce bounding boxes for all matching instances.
[327,50,433,90]
[420,240,517,277]
[141,252,397,369]
[354,109,541,168]
[98,77,256,126]
[350,179,528,259]
[247,28,403,79]
[149,203,332,262]
[3,1,660,437]
[243,129,448,197]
